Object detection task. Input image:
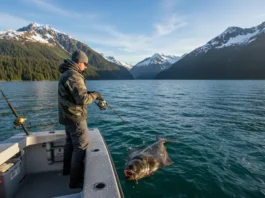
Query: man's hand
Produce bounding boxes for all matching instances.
[94,92,104,100]
[87,91,104,100]
[96,92,104,100]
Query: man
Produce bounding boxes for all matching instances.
[58,50,103,189]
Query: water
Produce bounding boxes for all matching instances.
[0,80,265,198]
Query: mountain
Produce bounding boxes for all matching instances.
[102,55,133,70]
[130,53,181,79]
[0,39,69,81]
[0,23,133,80]
[157,21,265,79]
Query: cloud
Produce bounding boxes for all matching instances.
[0,13,30,30]
[252,13,265,21]
[5,0,265,65]
[29,0,69,16]
[68,14,188,64]
[161,0,180,10]
[72,29,186,64]
[75,13,187,50]
[120,48,133,53]
[25,0,98,19]
[4,1,188,64]
[154,14,187,36]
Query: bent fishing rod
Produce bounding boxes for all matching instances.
[95,99,158,134]
[95,99,129,124]
[0,89,30,136]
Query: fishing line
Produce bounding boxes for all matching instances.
[106,103,129,125]
[95,99,161,135]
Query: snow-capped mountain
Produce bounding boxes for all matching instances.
[134,53,180,68]
[0,23,133,80]
[0,29,48,43]
[157,21,265,79]
[130,53,181,79]
[0,23,71,51]
[193,21,265,55]
[102,55,133,70]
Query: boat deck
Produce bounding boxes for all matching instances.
[15,171,81,198]
[0,129,124,198]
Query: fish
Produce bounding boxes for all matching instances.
[124,136,174,183]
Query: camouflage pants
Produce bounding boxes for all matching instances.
[63,120,88,187]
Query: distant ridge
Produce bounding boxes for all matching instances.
[0,23,133,80]
[157,21,265,79]
[102,55,133,70]
[130,53,181,79]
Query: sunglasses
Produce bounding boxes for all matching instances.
[84,63,88,67]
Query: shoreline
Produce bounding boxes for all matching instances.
[1,79,265,82]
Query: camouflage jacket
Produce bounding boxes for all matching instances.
[58,59,98,125]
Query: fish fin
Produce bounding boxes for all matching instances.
[164,156,174,166]
[156,136,176,143]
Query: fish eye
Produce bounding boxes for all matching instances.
[128,165,133,169]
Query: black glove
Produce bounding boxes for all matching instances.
[95,92,104,100]
[88,91,104,100]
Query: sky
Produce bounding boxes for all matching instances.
[0,0,265,65]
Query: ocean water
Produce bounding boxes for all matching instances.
[0,80,265,198]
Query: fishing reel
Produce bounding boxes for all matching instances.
[13,117,27,129]
[95,100,107,110]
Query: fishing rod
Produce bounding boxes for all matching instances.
[0,89,30,136]
[95,100,130,125]
[106,103,129,125]
[95,99,158,134]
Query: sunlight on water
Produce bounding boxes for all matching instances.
[0,80,265,198]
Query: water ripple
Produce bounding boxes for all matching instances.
[0,80,265,198]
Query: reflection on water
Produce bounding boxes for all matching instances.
[0,82,59,138]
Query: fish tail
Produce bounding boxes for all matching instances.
[156,136,176,143]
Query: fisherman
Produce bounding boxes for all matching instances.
[58,50,103,189]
